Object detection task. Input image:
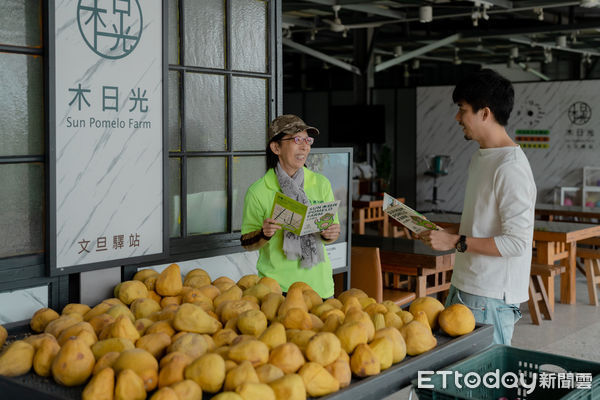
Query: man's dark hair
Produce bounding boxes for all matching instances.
[452,69,514,126]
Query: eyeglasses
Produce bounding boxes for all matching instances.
[280,136,314,145]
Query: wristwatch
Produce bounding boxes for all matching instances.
[455,235,467,253]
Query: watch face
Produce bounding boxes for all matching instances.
[456,236,467,252]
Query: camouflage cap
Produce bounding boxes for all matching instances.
[268,114,320,141]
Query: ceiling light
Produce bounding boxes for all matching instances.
[507,57,515,69]
[310,29,316,41]
[533,8,544,21]
[556,35,567,47]
[453,48,462,65]
[394,46,403,57]
[511,46,519,59]
[581,0,600,7]
[412,59,420,70]
[544,48,552,64]
[482,4,490,21]
[472,9,480,27]
[375,55,382,65]
[419,6,433,23]
[342,29,348,38]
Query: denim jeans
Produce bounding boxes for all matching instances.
[445,285,522,345]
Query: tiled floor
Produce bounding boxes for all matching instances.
[384,272,600,400]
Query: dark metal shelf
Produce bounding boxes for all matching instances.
[0,321,493,400]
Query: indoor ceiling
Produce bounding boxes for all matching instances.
[282,0,600,81]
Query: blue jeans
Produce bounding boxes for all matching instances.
[445,285,521,345]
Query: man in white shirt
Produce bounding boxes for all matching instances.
[420,69,536,345]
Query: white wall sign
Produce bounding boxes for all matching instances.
[326,242,348,270]
[52,0,164,271]
[416,80,600,212]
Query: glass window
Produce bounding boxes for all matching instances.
[0,0,42,47]
[231,76,267,151]
[0,285,48,324]
[231,0,267,73]
[168,71,181,151]
[187,157,227,235]
[183,0,225,69]
[232,156,266,230]
[0,53,44,156]
[185,73,226,151]
[168,0,180,65]
[0,163,44,258]
[169,0,274,246]
[169,158,181,238]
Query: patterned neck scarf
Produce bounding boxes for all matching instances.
[275,163,325,268]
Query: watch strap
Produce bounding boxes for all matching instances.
[456,235,467,252]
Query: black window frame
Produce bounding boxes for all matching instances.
[0,1,69,311]
[166,0,281,261]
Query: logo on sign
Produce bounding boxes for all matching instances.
[77,0,143,59]
[568,102,592,125]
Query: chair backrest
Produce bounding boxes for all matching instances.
[351,246,383,303]
[362,201,386,223]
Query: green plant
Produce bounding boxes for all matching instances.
[376,145,392,187]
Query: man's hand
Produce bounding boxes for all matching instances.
[320,223,340,241]
[419,230,459,251]
[262,218,282,238]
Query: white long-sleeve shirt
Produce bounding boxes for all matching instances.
[452,145,536,304]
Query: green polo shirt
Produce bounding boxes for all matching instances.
[241,167,338,298]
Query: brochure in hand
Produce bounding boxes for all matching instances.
[382,192,442,234]
[270,192,340,236]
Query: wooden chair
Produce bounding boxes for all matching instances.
[528,263,565,325]
[351,246,416,307]
[352,201,388,235]
[576,247,600,306]
[384,215,411,238]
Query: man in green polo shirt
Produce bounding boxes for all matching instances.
[240,115,340,298]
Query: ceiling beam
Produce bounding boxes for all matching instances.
[372,20,600,46]
[474,20,600,38]
[418,55,483,66]
[509,36,600,56]
[466,0,513,8]
[282,15,316,28]
[371,1,580,24]
[300,0,406,20]
[375,33,461,72]
[517,62,550,80]
[283,38,362,75]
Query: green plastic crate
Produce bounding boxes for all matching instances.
[412,345,600,400]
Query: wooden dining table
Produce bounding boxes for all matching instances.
[532,221,600,308]
[352,234,455,299]
[423,212,600,310]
